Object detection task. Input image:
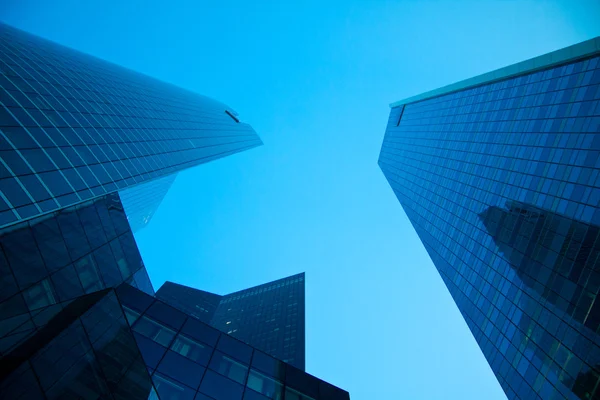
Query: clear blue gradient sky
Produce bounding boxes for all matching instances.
[2,1,600,398]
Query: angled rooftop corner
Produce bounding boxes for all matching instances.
[158,272,305,297]
[0,22,263,230]
[223,272,305,297]
[155,273,307,370]
[390,35,600,108]
[114,283,349,400]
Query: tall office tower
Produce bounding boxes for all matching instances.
[120,173,177,233]
[211,274,305,371]
[157,273,306,371]
[0,20,261,373]
[379,37,600,400]
[0,22,262,230]
[0,281,349,400]
[154,282,222,324]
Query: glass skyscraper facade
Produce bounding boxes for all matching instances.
[120,173,177,233]
[379,37,600,400]
[1,282,350,400]
[0,22,348,400]
[0,206,344,400]
[0,192,153,357]
[0,287,157,400]
[157,273,306,371]
[0,19,260,358]
[0,22,262,230]
[0,23,347,400]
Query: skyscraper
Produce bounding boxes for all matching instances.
[0,202,346,399]
[157,273,306,371]
[0,23,347,400]
[0,22,262,230]
[120,173,177,233]
[379,37,600,400]
[0,20,261,359]
[0,278,349,400]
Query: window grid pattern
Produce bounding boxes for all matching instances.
[379,55,600,400]
[214,274,305,371]
[0,290,155,400]
[0,192,148,356]
[120,172,177,233]
[0,23,261,229]
[119,283,346,400]
[157,273,306,371]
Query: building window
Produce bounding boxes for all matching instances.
[284,388,315,400]
[75,254,103,293]
[246,369,283,399]
[122,306,141,325]
[23,278,56,310]
[170,334,211,365]
[209,351,248,384]
[152,372,195,400]
[133,315,176,347]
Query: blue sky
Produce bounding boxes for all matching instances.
[2,1,600,398]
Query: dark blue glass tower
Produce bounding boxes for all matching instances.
[0,192,153,357]
[0,22,261,230]
[379,37,600,400]
[1,282,349,400]
[0,202,345,399]
[157,273,306,371]
[0,23,347,400]
[0,20,260,359]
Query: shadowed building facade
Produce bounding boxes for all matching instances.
[0,22,350,400]
[0,22,262,230]
[157,273,306,371]
[0,281,349,400]
[379,37,600,400]
[0,21,261,363]
[0,192,154,358]
[0,200,345,399]
[0,22,346,399]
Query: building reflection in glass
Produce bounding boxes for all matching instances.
[480,201,600,399]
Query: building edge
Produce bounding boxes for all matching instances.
[390,36,600,108]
